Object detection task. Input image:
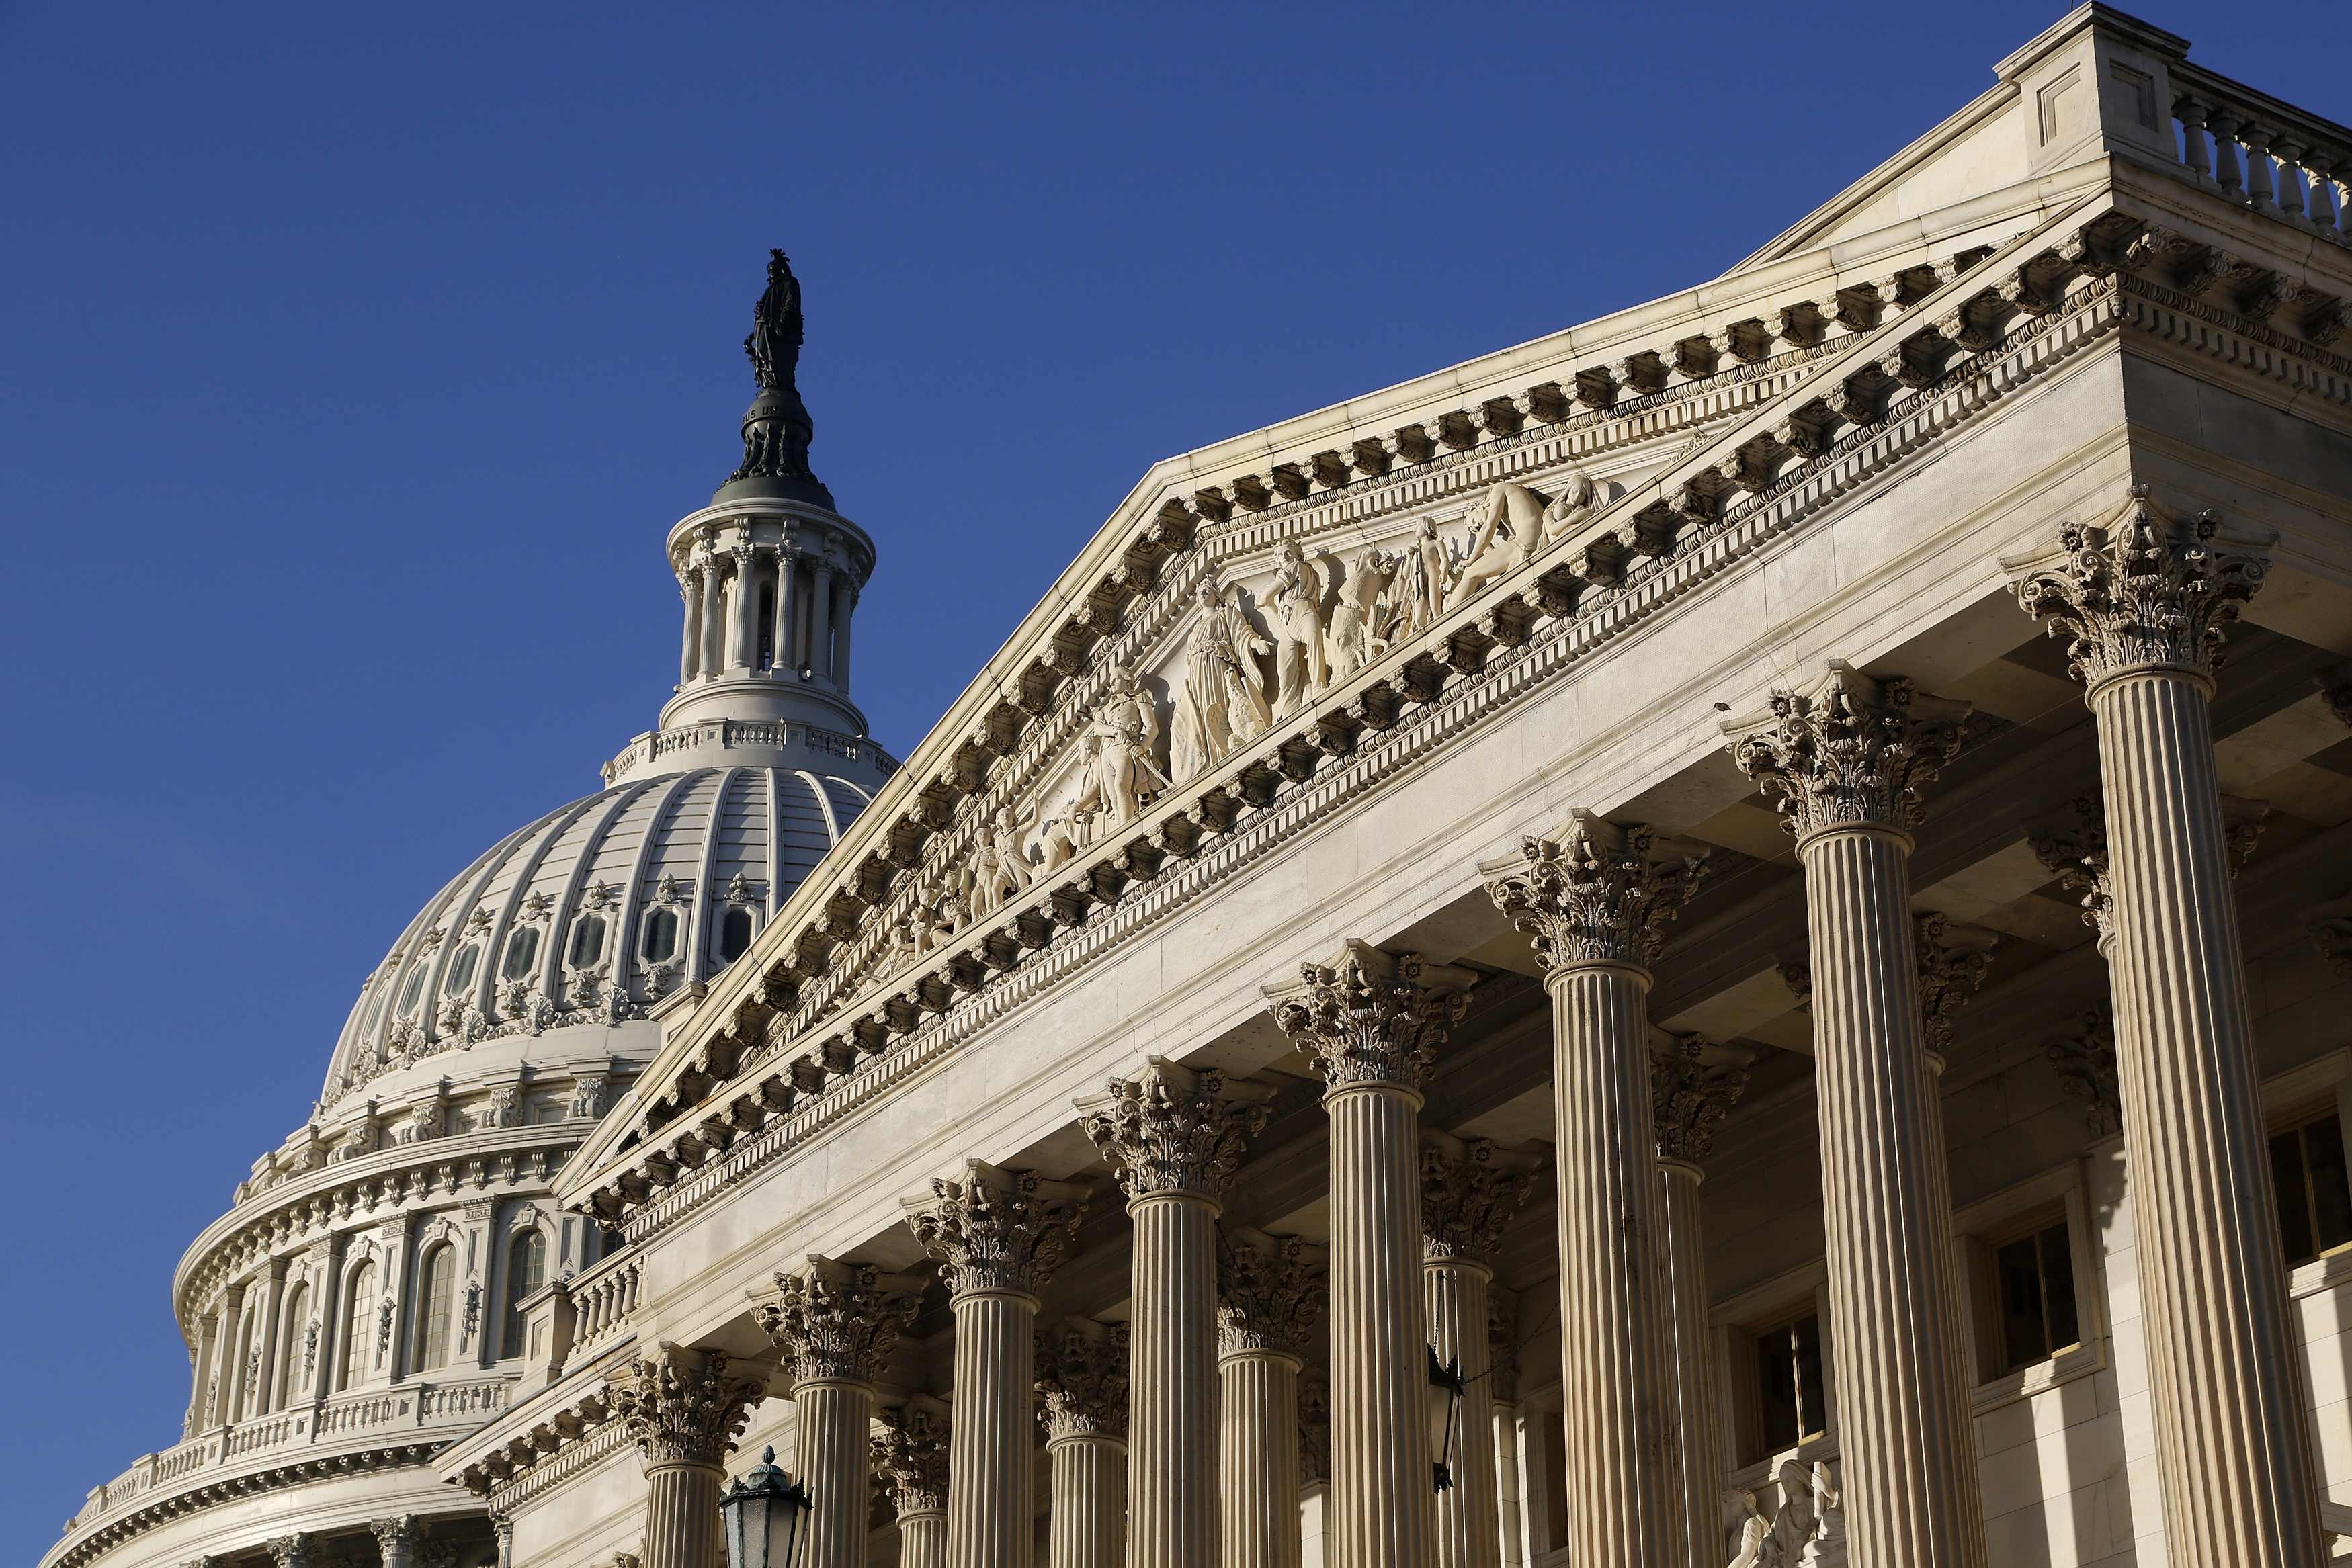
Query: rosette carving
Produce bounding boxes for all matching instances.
[605,1345,767,1469]
[1419,1133,1540,1264]
[2009,486,2269,689]
[904,1161,1089,1297]
[1036,1317,1130,1441]
[1267,941,1473,1092]
[1078,1059,1271,1201]
[1481,811,1708,972]
[1722,662,1970,837]
[1218,1229,1329,1358]
[755,1256,924,1386]
[872,1397,952,1517]
[1650,1035,1751,1164]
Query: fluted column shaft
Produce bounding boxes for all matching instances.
[1048,1431,1129,1568]
[1661,1160,1724,1568]
[644,1460,726,1568]
[1425,1258,1497,1568]
[698,558,724,679]
[1132,1191,1220,1567]
[726,553,755,672]
[898,1512,948,1568]
[1800,823,1986,1568]
[1548,962,1684,1562]
[679,578,703,683]
[775,550,798,673]
[947,1289,1037,1568]
[798,1379,876,1568]
[2094,668,2325,1566]
[1491,1401,1527,1568]
[1220,1348,1303,1568]
[1328,1078,1438,1568]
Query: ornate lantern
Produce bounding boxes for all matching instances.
[720,1446,812,1568]
[1426,1345,1466,1493]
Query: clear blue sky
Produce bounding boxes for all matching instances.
[4,0,2343,1554]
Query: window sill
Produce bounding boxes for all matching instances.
[2288,1246,2352,1302]
[1724,1434,1839,1497]
[1971,1338,2102,1416]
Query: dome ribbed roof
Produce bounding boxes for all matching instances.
[321,765,871,1106]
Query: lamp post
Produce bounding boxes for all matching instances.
[721,1446,812,1568]
[1427,1346,1466,1494]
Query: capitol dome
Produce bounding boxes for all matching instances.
[45,249,891,1568]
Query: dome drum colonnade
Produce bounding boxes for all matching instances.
[598,498,2341,1568]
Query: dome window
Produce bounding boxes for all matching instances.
[444,941,482,996]
[718,906,756,965]
[396,963,430,1018]
[501,1227,549,1359]
[501,926,542,983]
[567,913,608,968]
[416,1243,456,1370]
[338,1261,376,1390]
[642,907,682,965]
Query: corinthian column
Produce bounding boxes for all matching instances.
[1037,1317,1130,1568]
[756,1257,925,1568]
[1080,1058,1273,1568]
[1419,1133,1539,1568]
[607,1344,769,1568]
[1722,660,1986,1568]
[2009,490,2326,1567]
[1269,942,1474,1568]
[1483,812,1705,1565]
[874,1398,952,1568]
[905,1162,1089,1568]
[1650,1036,1751,1568]
[1218,1229,1329,1568]
[368,1517,421,1568]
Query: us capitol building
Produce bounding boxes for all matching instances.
[46,9,2352,1568]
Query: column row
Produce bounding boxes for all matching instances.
[677,541,855,687]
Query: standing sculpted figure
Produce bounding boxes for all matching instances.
[1073,668,1166,829]
[1390,516,1454,636]
[1266,539,1329,715]
[1325,547,1398,681]
[1171,582,1273,780]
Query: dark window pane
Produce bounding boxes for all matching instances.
[501,926,540,982]
[1997,1236,2050,1370]
[644,908,679,964]
[2038,1223,2081,1353]
[2306,1117,2352,1254]
[1756,1322,1801,1457]
[1792,1315,1826,1440]
[568,914,606,967]
[720,907,754,963]
[2275,1128,2318,1266]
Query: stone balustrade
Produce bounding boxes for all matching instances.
[602,717,899,787]
[569,1250,642,1359]
[2169,64,2352,245]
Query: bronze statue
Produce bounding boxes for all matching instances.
[745,248,803,392]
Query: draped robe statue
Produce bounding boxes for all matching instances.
[1171,583,1273,781]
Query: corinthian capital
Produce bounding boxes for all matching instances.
[265,1536,315,1568]
[1915,914,1997,1055]
[1480,811,1708,973]
[1078,1058,1272,1202]
[1265,940,1474,1092]
[872,1397,951,1518]
[2044,1009,2121,1137]
[2320,664,2352,731]
[1036,1317,1130,1442]
[2029,796,2115,945]
[2006,486,2271,690]
[368,1518,421,1558]
[1721,661,1970,838]
[903,1161,1089,1298]
[1419,1133,1540,1264]
[754,1256,925,1387]
[605,1344,768,1469]
[1218,1228,1329,1358]
[1650,1034,1751,1164]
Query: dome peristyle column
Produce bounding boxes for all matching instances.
[607,1346,769,1568]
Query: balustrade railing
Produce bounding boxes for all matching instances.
[2167,64,2351,247]
[569,1250,642,1358]
[62,1375,516,1538]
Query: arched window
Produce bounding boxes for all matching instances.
[566,914,607,968]
[274,1282,310,1410]
[501,1228,549,1359]
[338,1261,376,1391]
[444,942,482,996]
[416,1244,456,1370]
[642,907,681,965]
[501,926,541,982]
[718,906,755,965]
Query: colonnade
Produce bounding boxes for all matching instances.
[677,537,856,688]
[608,496,2330,1568]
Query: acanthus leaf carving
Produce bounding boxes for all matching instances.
[1035,1316,1130,1441]
[1217,1228,1329,1359]
[754,1257,924,1387]
[1078,1059,1271,1201]
[1267,942,1472,1093]
[1482,811,1708,972]
[903,1162,1089,1298]
[1722,662,1970,838]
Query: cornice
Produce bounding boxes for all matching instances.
[573,202,2143,1242]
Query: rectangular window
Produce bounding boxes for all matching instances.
[2271,1113,2352,1267]
[1991,1219,2082,1373]
[1751,1313,1827,1460]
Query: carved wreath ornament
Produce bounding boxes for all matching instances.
[2013,487,2267,688]
[1271,949,1468,1092]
